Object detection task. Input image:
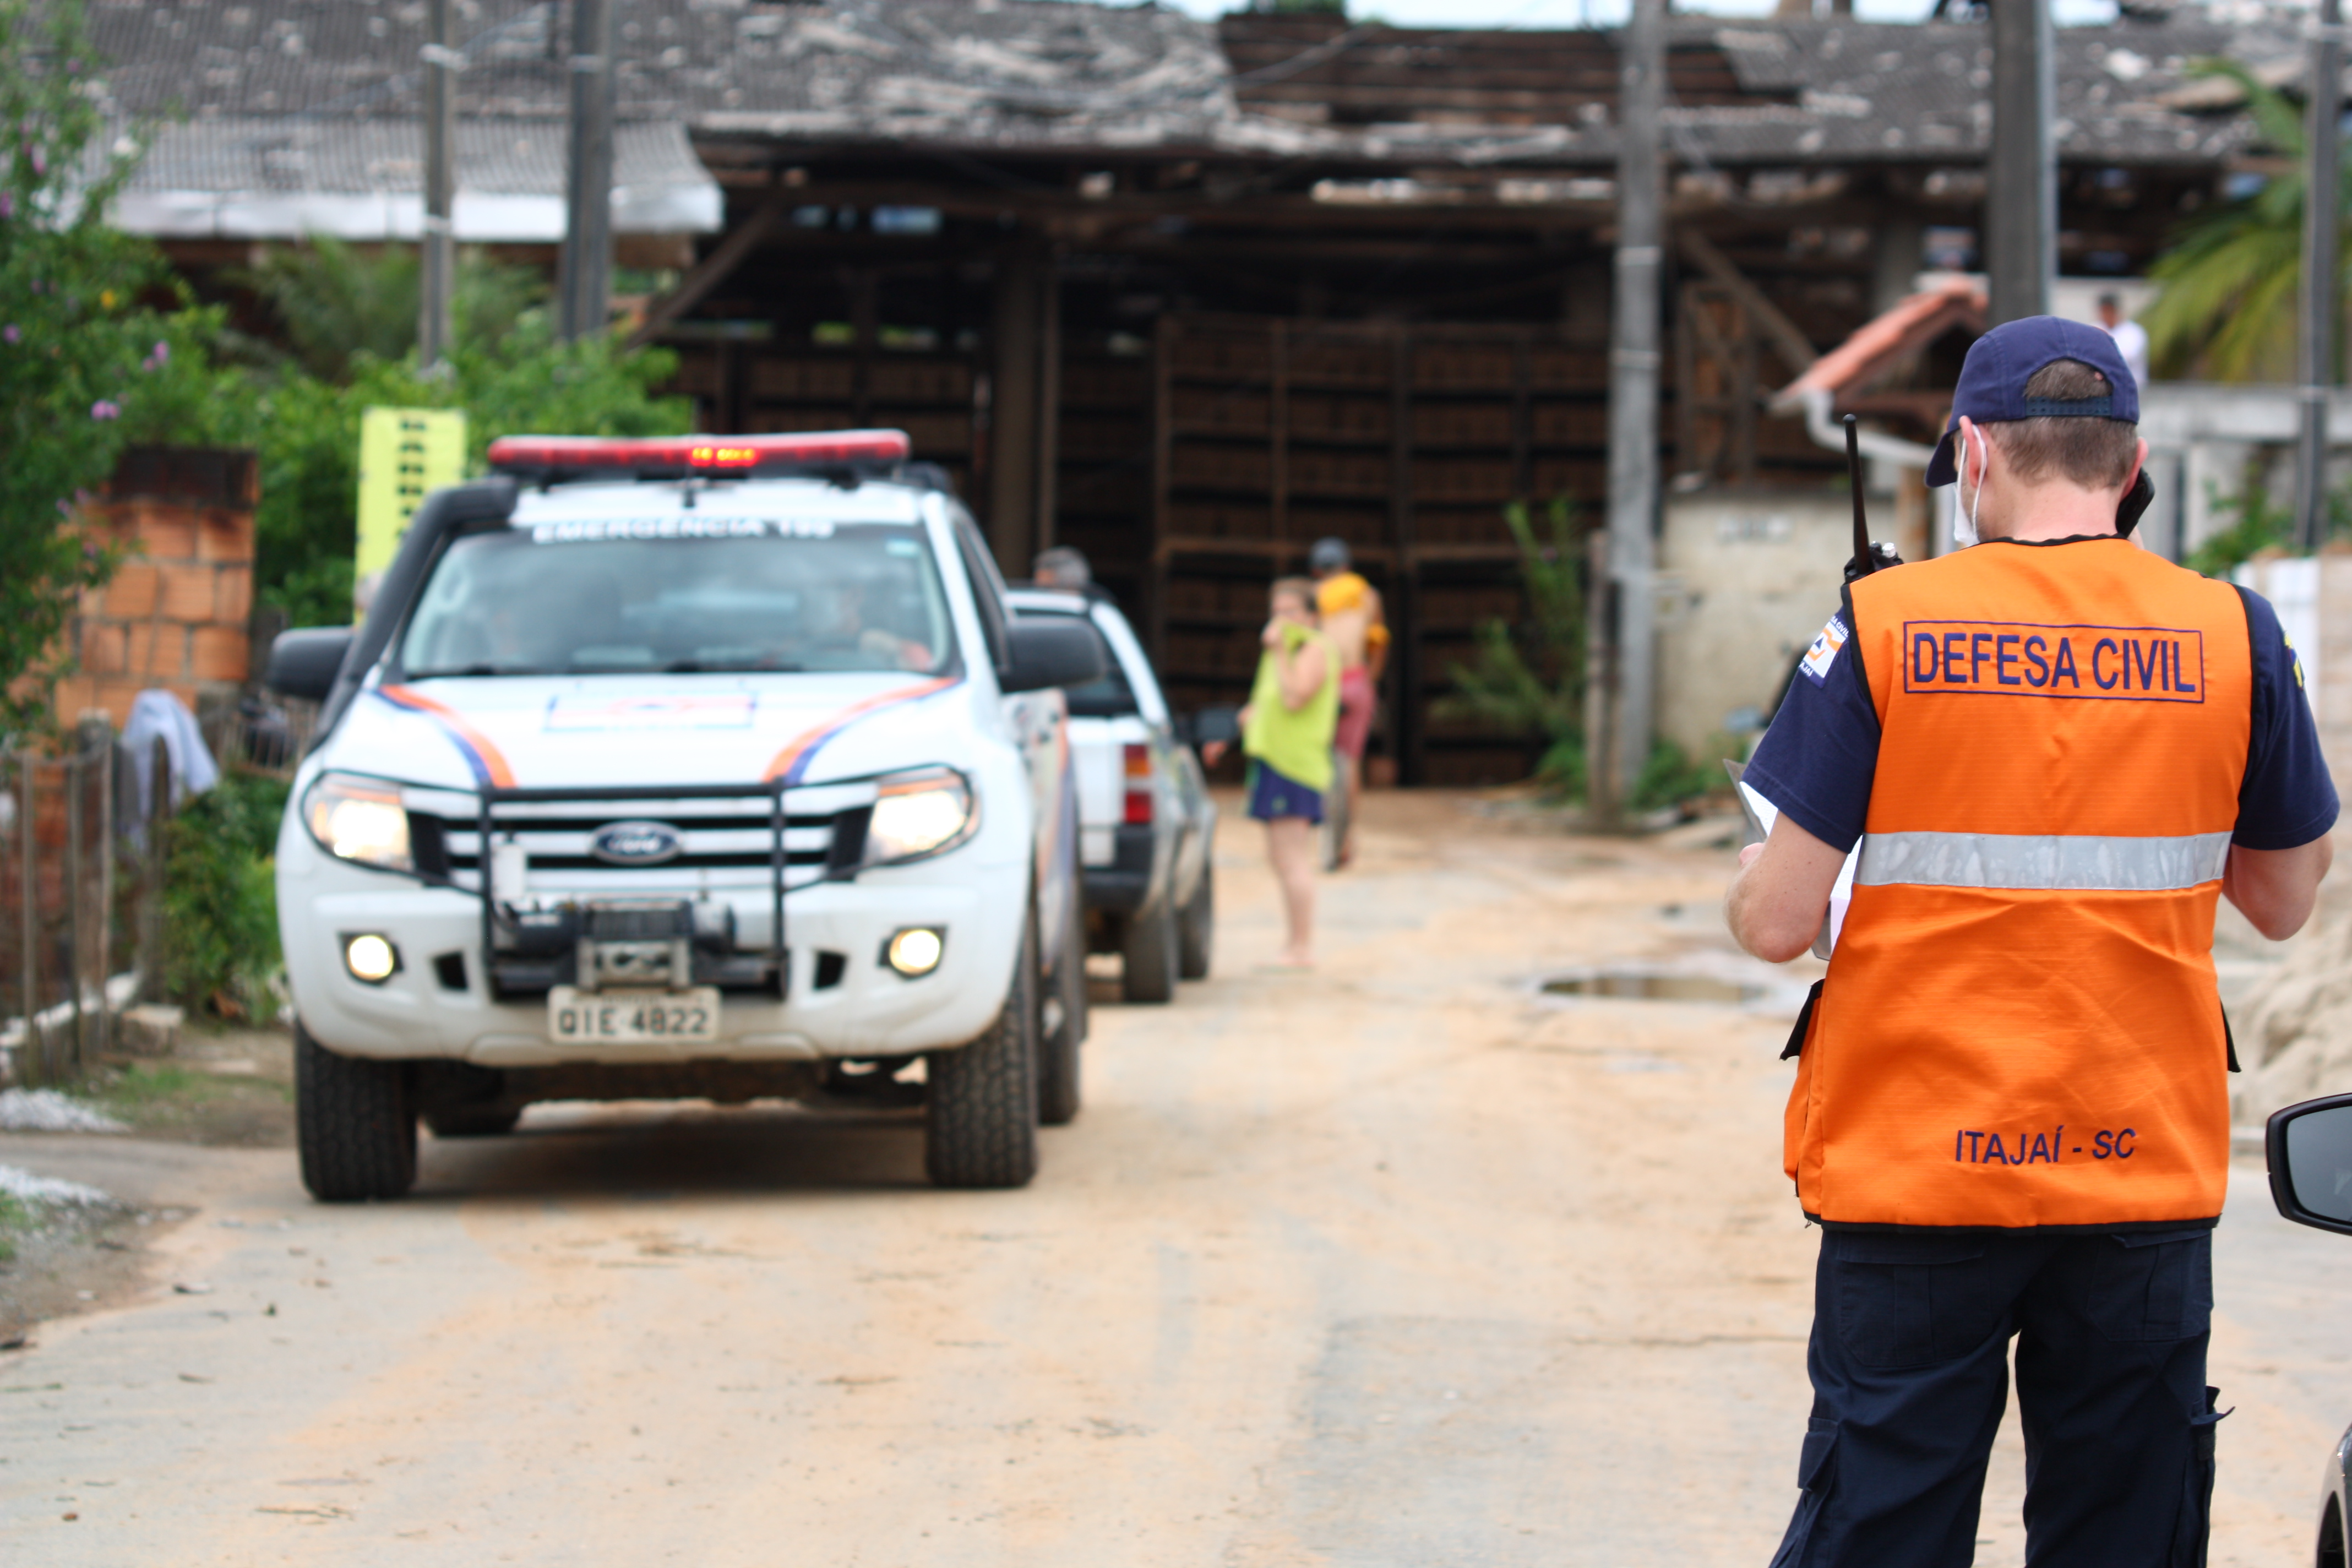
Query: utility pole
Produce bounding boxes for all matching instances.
[1600,0,1665,822]
[1985,0,2054,326]
[2297,0,2343,552]
[556,0,614,344]
[418,0,457,370]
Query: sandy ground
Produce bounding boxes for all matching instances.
[1,790,2349,1565]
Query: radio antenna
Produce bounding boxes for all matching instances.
[1844,414,1876,579]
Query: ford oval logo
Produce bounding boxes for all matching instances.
[591,821,683,866]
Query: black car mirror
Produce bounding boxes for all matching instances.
[1000,618,1107,693]
[265,627,357,703]
[2267,1095,2352,1236]
[1183,705,1242,747]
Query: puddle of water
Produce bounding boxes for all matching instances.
[1540,972,1764,1005]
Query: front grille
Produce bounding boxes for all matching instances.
[409,799,873,893]
[396,779,884,1003]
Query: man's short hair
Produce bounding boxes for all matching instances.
[1985,359,2139,490]
[1270,576,1319,614]
[1032,546,1091,589]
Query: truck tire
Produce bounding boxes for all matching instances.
[1039,875,1087,1127]
[926,913,1041,1189]
[1120,894,1178,1005]
[425,1107,523,1139]
[296,1023,418,1202]
[1178,861,1215,981]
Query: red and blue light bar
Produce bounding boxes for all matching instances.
[486,430,912,480]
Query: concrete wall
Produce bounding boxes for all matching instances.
[1654,488,1927,760]
[2232,554,2352,794]
[2139,385,2352,560]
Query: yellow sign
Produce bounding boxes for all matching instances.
[355,407,467,613]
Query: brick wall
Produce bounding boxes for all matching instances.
[49,447,258,728]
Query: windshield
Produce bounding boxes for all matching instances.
[398,519,957,678]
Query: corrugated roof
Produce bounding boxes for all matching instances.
[115,118,720,238]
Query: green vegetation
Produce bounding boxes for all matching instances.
[249,314,690,626]
[1438,497,1587,794]
[0,0,186,732]
[2185,482,2296,577]
[91,1063,225,1113]
[236,235,552,384]
[1632,739,1724,814]
[0,1193,28,1263]
[2182,480,2352,578]
[162,773,290,1019]
[219,239,692,625]
[4,2,694,638]
[2143,60,2352,383]
[1436,497,1730,814]
[90,1061,282,1114]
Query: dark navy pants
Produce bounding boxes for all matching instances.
[1770,1226,2222,1568]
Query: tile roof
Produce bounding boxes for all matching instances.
[62,0,2300,177]
[1776,275,1988,404]
[80,0,1235,150]
[1215,14,2293,166]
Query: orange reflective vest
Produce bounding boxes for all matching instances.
[1787,536,2252,1229]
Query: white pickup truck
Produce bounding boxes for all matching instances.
[264,431,1104,1199]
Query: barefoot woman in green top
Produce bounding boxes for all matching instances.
[1238,578,1340,968]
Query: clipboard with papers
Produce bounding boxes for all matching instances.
[1723,759,1860,960]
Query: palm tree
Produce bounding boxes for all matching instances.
[2142,61,2349,383]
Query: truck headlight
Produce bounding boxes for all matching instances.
[884,927,945,978]
[302,773,413,873]
[343,933,401,983]
[865,767,976,866]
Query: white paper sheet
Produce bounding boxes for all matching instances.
[1728,766,1860,959]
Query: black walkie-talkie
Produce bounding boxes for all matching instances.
[1842,414,1904,582]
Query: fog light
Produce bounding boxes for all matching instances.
[884,927,944,978]
[344,933,400,984]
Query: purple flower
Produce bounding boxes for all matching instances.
[2,325,17,345]
[142,340,168,371]
[0,192,13,220]
[90,400,119,421]
[29,148,43,178]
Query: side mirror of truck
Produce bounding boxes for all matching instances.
[2269,1095,2352,1238]
[1000,618,1108,693]
[265,627,357,703]
[1178,706,1242,747]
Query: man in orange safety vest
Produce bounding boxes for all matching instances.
[1725,316,2335,1567]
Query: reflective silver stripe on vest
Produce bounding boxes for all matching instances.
[1854,830,2233,892]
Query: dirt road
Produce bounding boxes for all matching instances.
[3,792,2349,1565]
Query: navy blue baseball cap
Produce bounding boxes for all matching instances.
[1924,315,2139,487]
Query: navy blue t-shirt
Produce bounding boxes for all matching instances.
[1745,568,2338,854]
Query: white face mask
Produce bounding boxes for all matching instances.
[1953,425,1987,548]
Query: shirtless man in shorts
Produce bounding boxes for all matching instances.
[1308,537,1387,867]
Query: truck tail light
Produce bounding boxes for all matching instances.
[1122,744,1153,827]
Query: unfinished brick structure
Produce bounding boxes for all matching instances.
[54,446,258,728]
